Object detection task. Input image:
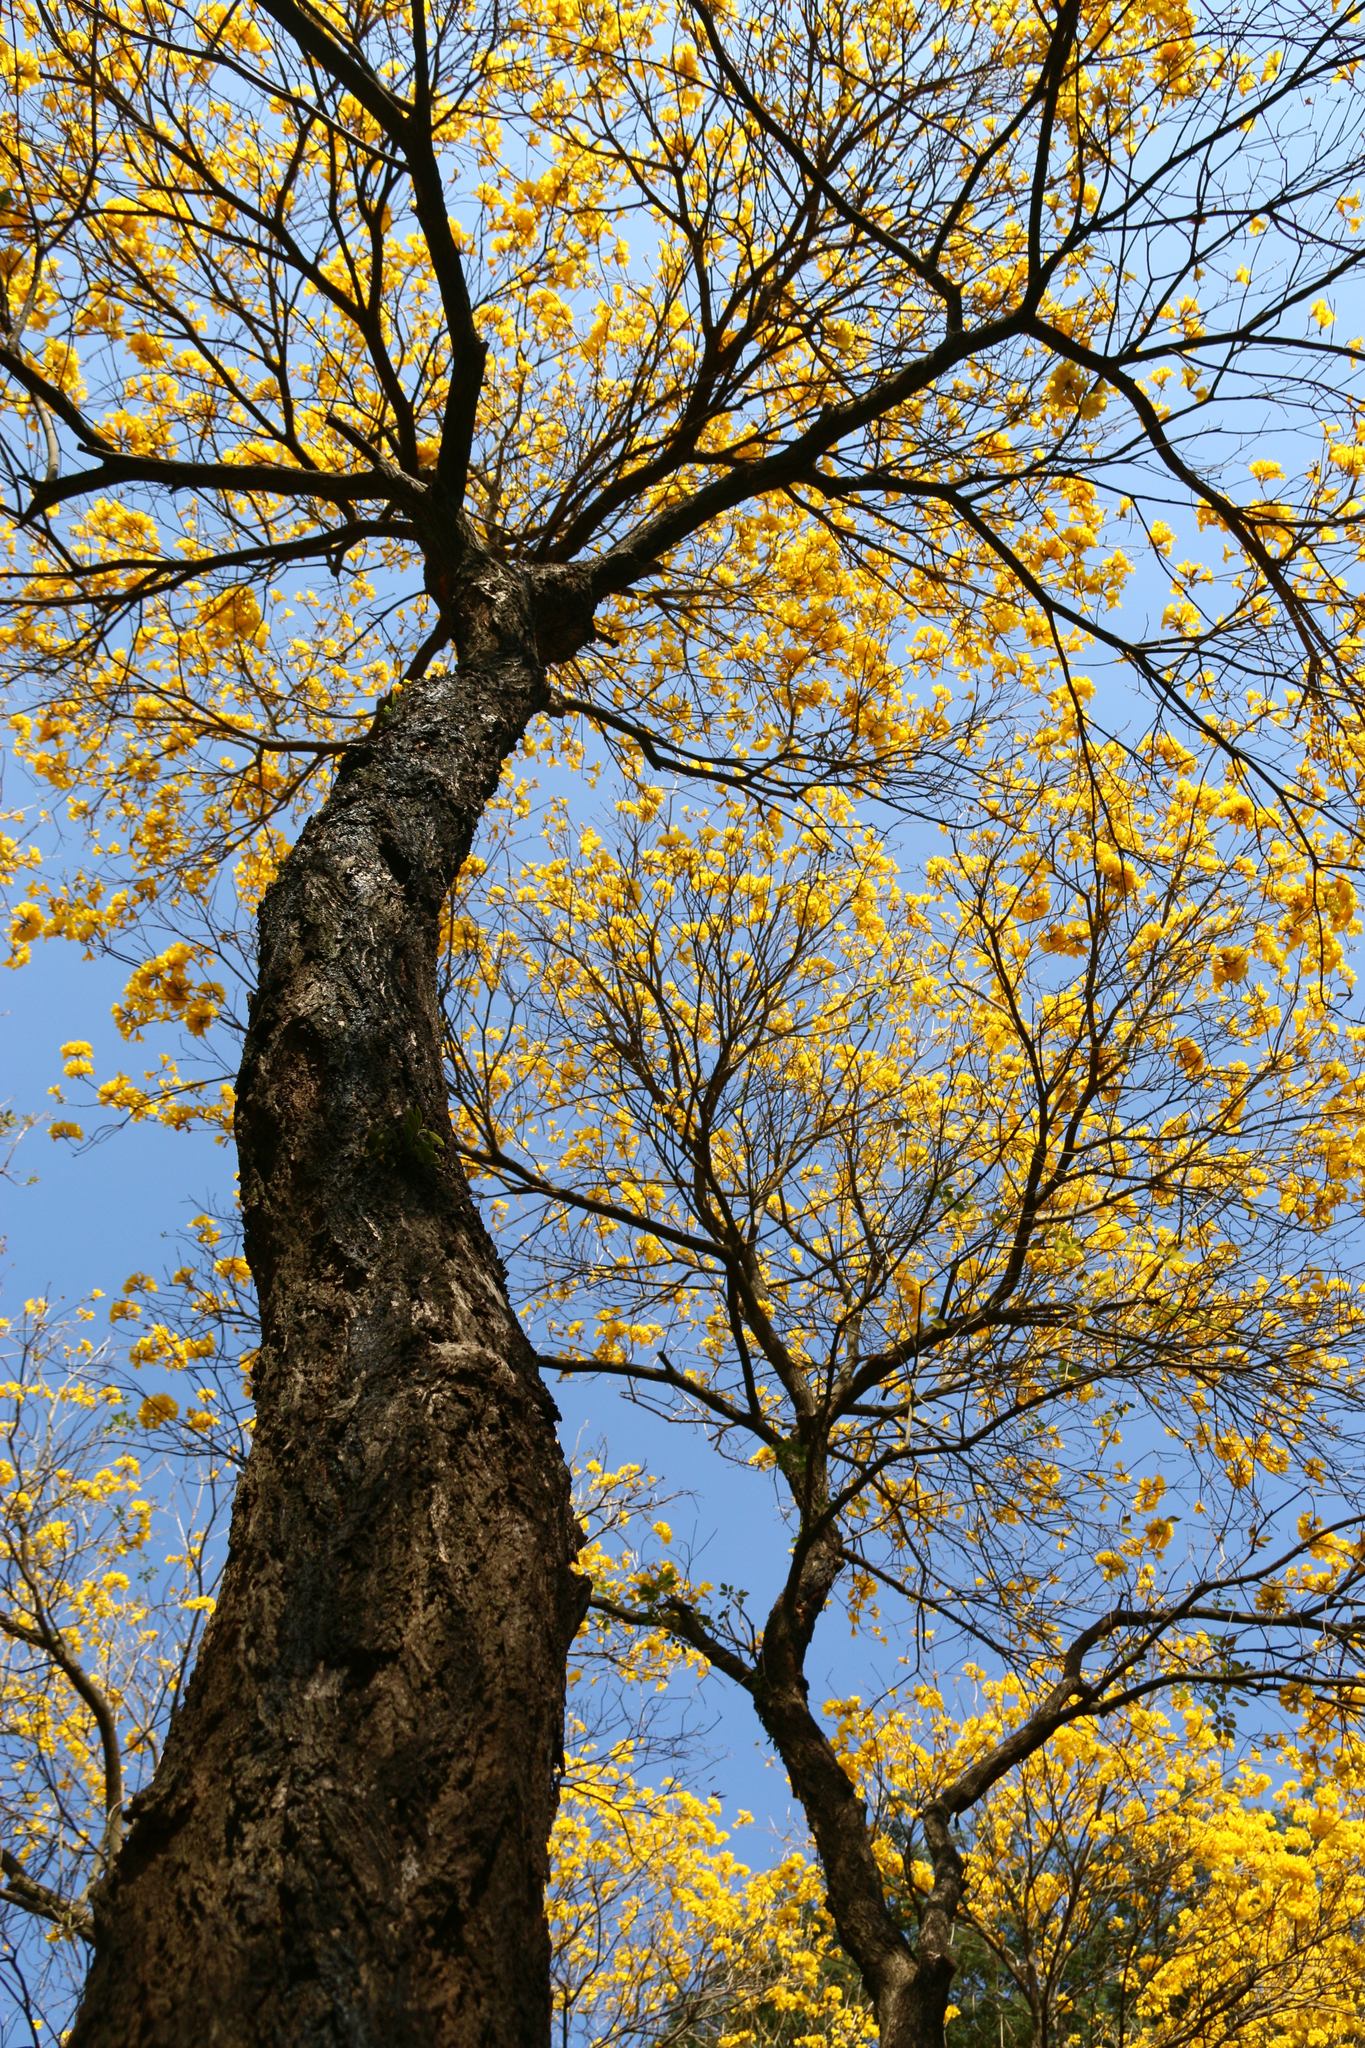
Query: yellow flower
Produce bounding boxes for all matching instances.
[1095,844,1140,894]
[60,1040,95,1076]
[1173,1037,1205,1076]
[9,902,44,945]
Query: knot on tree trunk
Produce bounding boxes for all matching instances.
[420,535,598,678]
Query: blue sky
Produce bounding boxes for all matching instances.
[1,934,226,1304]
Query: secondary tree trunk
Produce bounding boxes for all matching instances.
[70,561,587,2047]
[751,1559,963,2048]
[757,1665,963,2048]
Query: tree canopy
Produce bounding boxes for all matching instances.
[3,0,1365,2039]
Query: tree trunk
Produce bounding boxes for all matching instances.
[70,562,587,2047]
[752,1592,961,2048]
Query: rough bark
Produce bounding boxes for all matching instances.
[70,559,588,2047]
